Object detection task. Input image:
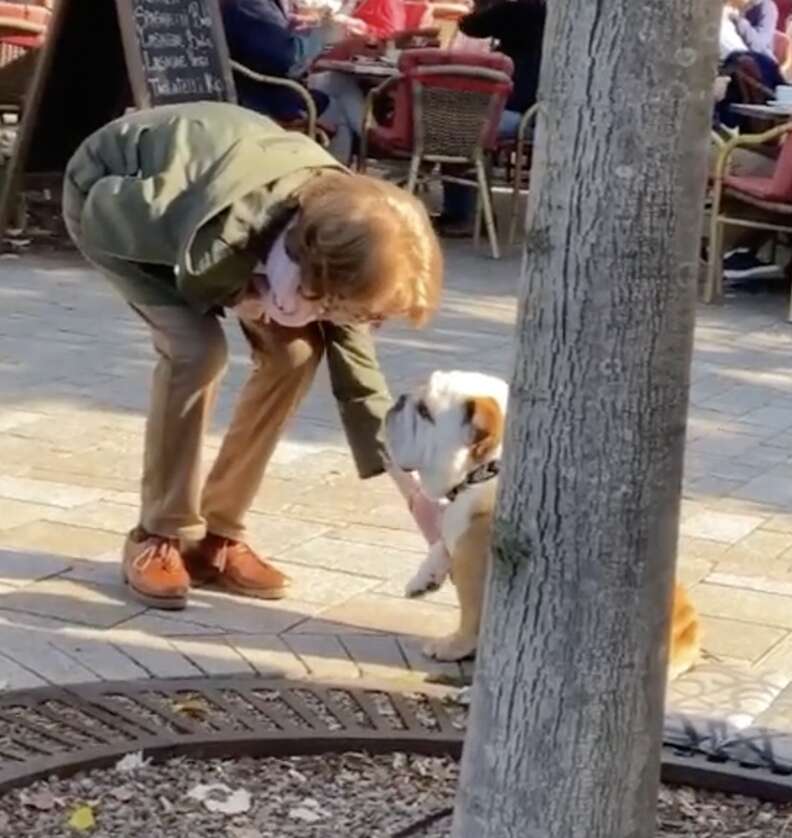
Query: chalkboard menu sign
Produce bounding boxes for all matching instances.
[116,0,237,108]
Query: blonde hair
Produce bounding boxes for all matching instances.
[286,172,443,325]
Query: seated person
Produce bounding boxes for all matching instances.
[436,0,546,237]
[727,0,779,57]
[352,0,406,38]
[716,1,787,281]
[222,0,368,163]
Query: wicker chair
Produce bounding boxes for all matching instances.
[706,122,792,318]
[231,60,323,142]
[483,103,538,247]
[359,48,513,258]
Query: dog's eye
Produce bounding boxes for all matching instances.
[416,401,433,422]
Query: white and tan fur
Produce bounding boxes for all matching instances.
[385,370,701,678]
[385,371,507,661]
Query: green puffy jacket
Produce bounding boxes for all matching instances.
[63,101,344,310]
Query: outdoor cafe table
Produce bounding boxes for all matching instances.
[730,103,792,124]
[312,56,398,85]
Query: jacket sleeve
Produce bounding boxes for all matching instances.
[65,130,183,268]
[735,0,778,55]
[223,0,327,77]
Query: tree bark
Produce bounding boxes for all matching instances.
[452,2,720,837]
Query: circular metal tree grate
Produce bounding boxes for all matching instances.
[0,676,465,793]
[2,675,792,807]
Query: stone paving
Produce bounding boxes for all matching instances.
[4,246,792,727]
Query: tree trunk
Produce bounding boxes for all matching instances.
[452,3,719,837]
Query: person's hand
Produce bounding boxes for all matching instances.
[333,13,370,36]
[290,12,321,31]
[394,28,440,49]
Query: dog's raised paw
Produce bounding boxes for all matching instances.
[405,573,440,598]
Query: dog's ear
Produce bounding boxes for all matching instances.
[465,397,504,462]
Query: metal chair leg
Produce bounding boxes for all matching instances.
[473,188,483,250]
[787,282,792,323]
[406,155,421,194]
[705,214,724,304]
[704,174,725,304]
[475,158,500,259]
[507,147,525,246]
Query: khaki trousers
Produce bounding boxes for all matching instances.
[132,304,390,542]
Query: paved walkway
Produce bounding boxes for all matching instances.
[3,246,792,728]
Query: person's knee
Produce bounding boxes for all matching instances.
[247,323,324,375]
[278,328,324,373]
[172,326,228,384]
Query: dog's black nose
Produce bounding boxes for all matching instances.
[394,394,407,412]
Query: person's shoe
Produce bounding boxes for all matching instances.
[187,534,291,600]
[122,527,189,610]
[723,248,784,282]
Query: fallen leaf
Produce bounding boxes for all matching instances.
[115,752,149,773]
[172,698,210,720]
[187,784,251,815]
[68,804,95,832]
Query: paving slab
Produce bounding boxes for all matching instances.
[47,636,150,682]
[0,578,144,628]
[107,631,205,679]
[284,634,360,680]
[0,521,120,558]
[699,617,788,664]
[282,536,424,579]
[168,637,256,677]
[0,548,72,587]
[339,635,411,681]
[226,634,309,678]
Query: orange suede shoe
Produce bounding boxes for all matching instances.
[187,534,291,600]
[122,527,190,610]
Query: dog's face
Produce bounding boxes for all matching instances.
[385,371,508,498]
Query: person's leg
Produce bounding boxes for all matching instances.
[309,71,366,164]
[497,109,522,140]
[196,320,324,598]
[202,320,325,538]
[132,304,228,539]
[720,148,785,281]
[440,181,478,227]
[125,303,229,608]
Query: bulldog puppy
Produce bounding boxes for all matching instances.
[385,370,508,661]
[385,369,701,679]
